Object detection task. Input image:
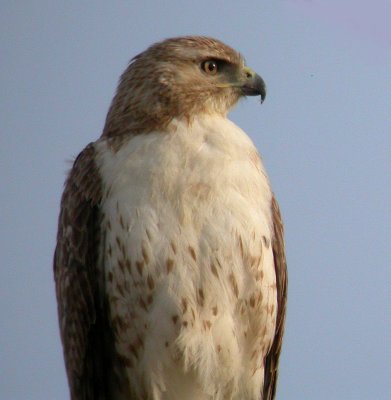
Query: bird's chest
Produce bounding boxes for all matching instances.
[96,119,277,399]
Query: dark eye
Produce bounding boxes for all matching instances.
[201,60,218,75]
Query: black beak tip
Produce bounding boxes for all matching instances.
[260,89,266,104]
[257,75,267,103]
[241,74,267,103]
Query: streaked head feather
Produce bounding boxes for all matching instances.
[102,36,248,138]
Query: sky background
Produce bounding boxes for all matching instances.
[1,1,390,399]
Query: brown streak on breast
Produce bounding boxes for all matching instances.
[139,297,147,311]
[203,320,212,330]
[211,263,219,278]
[119,215,125,229]
[166,258,174,273]
[238,236,244,259]
[197,288,205,307]
[146,274,155,290]
[188,246,197,261]
[182,298,188,314]
[118,259,125,273]
[229,273,239,298]
[136,260,144,276]
[262,235,270,249]
[142,244,149,264]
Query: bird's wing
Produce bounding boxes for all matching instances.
[263,195,288,400]
[54,143,112,400]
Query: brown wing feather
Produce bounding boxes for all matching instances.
[263,195,288,400]
[54,143,111,400]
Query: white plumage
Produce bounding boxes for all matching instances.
[96,115,277,400]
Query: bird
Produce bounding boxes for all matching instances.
[54,36,287,400]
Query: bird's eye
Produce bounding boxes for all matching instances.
[201,60,218,75]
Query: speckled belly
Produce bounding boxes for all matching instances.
[101,200,277,400]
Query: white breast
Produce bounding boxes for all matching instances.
[95,115,277,400]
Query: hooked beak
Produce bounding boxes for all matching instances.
[240,67,267,103]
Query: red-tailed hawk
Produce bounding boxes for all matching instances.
[54,36,287,400]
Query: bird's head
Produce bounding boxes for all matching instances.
[102,36,266,138]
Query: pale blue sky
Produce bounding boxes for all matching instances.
[1,1,390,399]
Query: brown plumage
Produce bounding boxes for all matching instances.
[103,37,244,139]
